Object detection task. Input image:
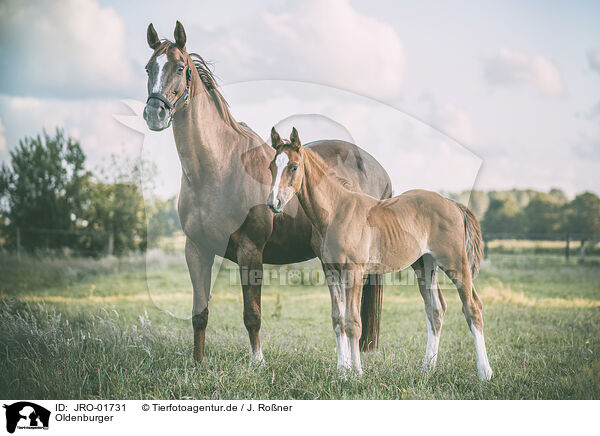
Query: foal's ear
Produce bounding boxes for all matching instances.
[174,21,187,50]
[147,23,160,50]
[271,127,282,150]
[290,127,302,151]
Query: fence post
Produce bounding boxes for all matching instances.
[565,234,570,262]
[16,227,21,261]
[579,239,585,265]
[107,232,114,256]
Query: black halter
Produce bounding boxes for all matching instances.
[146,62,191,128]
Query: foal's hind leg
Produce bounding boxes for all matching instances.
[444,258,492,380]
[413,255,447,371]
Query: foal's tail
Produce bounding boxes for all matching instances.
[454,202,484,278]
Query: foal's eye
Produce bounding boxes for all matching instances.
[289,164,298,172]
[145,67,150,75]
[177,66,185,74]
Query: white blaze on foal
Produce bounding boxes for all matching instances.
[271,152,289,201]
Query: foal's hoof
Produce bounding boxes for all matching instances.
[422,355,438,371]
[478,364,493,381]
[337,363,357,379]
[422,361,437,372]
[249,353,265,368]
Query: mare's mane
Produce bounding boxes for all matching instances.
[157,40,261,141]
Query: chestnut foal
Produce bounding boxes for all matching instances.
[267,127,492,380]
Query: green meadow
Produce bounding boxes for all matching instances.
[0,250,598,400]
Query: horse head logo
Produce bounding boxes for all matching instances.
[3,402,50,434]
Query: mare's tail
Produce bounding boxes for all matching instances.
[360,273,383,351]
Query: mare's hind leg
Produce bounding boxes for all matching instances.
[413,254,447,370]
[443,257,492,380]
[236,243,265,366]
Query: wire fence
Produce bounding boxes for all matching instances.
[11,226,115,258]
[483,232,600,263]
[3,227,599,264]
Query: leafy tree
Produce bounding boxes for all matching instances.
[83,181,146,254]
[524,193,564,234]
[482,196,527,234]
[563,192,600,235]
[147,195,180,247]
[548,188,568,205]
[0,129,90,250]
[81,153,153,254]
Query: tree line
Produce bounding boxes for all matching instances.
[1,130,598,256]
[0,129,179,255]
[448,188,600,236]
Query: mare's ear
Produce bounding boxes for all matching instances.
[174,21,187,49]
[271,127,282,150]
[147,23,160,50]
[290,127,302,151]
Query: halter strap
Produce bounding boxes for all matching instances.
[146,61,191,127]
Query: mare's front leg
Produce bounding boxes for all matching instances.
[185,238,215,363]
[343,267,366,375]
[237,242,265,366]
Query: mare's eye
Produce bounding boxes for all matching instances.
[289,164,298,172]
[145,67,150,75]
[177,66,185,74]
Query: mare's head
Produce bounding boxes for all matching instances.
[143,21,192,131]
[267,127,304,213]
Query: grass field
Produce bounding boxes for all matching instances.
[0,250,598,400]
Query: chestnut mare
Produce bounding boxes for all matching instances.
[142,22,392,365]
[267,128,493,380]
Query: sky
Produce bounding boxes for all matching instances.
[1,0,599,199]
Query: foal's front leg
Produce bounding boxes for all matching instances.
[343,268,365,375]
[324,265,351,371]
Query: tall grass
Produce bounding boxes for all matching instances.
[0,251,598,399]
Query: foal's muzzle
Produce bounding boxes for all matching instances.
[267,194,284,213]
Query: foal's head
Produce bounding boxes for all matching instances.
[143,21,192,131]
[267,127,304,213]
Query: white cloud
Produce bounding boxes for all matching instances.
[589,49,600,74]
[421,97,475,146]
[189,0,405,101]
[0,0,140,98]
[483,48,565,97]
[0,96,143,172]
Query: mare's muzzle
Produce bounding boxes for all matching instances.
[143,95,172,131]
[143,64,191,131]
